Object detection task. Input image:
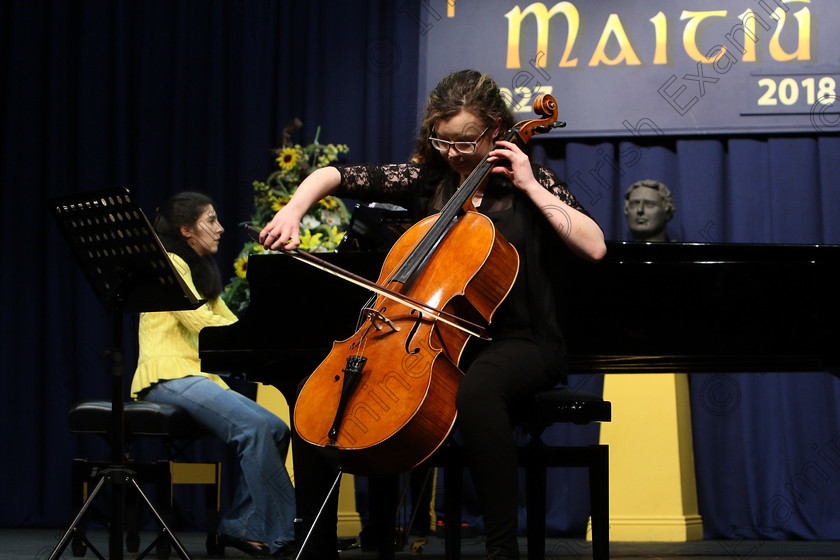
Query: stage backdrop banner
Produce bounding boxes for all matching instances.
[416,0,840,137]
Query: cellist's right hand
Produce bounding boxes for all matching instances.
[260,166,343,251]
[260,204,303,251]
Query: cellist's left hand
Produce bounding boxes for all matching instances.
[487,140,538,192]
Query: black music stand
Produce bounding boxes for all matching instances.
[46,187,203,560]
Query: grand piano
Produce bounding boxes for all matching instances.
[199,239,840,558]
[200,240,840,390]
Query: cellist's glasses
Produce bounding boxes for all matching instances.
[429,126,490,154]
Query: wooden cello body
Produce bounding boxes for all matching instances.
[294,211,517,475]
[293,94,561,476]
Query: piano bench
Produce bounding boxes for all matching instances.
[68,400,222,558]
[432,387,611,560]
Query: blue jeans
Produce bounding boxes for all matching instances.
[144,376,296,551]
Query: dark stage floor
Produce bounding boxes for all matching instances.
[4,529,839,560]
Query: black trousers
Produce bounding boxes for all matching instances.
[293,337,560,559]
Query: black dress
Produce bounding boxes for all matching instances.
[293,162,593,559]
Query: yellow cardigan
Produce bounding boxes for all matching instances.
[131,253,238,399]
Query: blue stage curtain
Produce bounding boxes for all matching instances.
[0,0,419,529]
[3,0,840,543]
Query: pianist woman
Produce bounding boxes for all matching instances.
[260,69,606,560]
[130,191,297,558]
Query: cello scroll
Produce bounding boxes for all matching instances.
[510,93,566,145]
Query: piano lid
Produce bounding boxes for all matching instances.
[562,241,840,374]
[200,241,840,384]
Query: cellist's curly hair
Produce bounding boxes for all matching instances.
[412,70,515,168]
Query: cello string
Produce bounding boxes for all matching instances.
[353,294,377,359]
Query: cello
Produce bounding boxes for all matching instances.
[292,94,563,476]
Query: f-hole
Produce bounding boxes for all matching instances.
[404,310,423,355]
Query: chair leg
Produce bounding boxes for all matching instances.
[589,445,610,560]
[155,460,173,559]
[205,463,223,556]
[525,450,547,560]
[71,459,90,558]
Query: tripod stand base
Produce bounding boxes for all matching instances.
[49,467,193,560]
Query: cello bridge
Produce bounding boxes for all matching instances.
[363,307,400,332]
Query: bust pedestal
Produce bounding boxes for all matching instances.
[597,373,703,541]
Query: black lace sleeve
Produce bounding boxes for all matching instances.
[533,164,593,218]
[332,163,424,207]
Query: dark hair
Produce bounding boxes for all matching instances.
[412,70,515,169]
[154,191,223,299]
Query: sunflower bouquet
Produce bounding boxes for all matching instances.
[222,122,351,314]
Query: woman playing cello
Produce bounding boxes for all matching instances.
[261,69,605,560]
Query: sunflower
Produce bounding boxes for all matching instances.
[319,197,338,210]
[233,255,249,279]
[277,147,299,171]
